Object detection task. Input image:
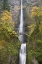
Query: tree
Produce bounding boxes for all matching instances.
[0,10,15,40]
[0,10,20,64]
[28,6,42,64]
[31,6,42,26]
[1,10,12,21]
[3,0,10,11]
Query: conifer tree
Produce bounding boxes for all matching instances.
[3,0,10,11]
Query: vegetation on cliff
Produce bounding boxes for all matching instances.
[27,6,42,64]
[0,10,20,64]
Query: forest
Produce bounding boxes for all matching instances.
[0,0,42,64]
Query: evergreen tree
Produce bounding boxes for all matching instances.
[3,0,10,11]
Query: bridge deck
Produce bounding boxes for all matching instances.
[17,32,28,35]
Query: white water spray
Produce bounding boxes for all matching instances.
[19,0,26,64]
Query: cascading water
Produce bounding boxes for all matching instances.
[19,44,26,64]
[19,0,24,43]
[19,0,26,64]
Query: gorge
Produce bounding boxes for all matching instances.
[0,0,42,64]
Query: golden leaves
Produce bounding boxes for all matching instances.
[1,10,12,21]
[31,6,40,18]
[0,40,6,47]
[31,6,42,22]
[31,12,37,17]
[27,24,36,34]
[0,10,14,31]
[31,6,40,12]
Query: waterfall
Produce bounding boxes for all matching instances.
[19,0,24,43]
[19,0,26,64]
[19,44,26,64]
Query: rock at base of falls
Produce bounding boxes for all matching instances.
[32,57,39,64]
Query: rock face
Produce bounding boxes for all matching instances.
[26,0,40,3]
[26,0,41,14]
[8,0,41,21]
[0,0,41,26]
[8,0,20,22]
[8,0,41,33]
[8,0,20,6]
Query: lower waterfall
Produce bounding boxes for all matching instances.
[19,0,26,64]
[19,44,26,64]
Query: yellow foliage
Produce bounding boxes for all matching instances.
[31,6,42,21]
[9,21,14,26]
[27,24,35,29]
[0,40,6,46]
[38,10,42,18]
[1,10,12,21]
[0,10,14,30]
[27,24,36,34]
[31,6,40,12]
[12,31,17,35]
[31,12,37,17]
[31,6,40,18]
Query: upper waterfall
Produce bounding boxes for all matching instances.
[19,0,24,33]
[19,0,24,43]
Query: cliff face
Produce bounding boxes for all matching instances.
[26,0,40,3]
[0,0,41,25]
[8,0,20,5]
[8,0,20,22]
[26,0,41,16]
[7,0,41,32]
[8,0,41,21]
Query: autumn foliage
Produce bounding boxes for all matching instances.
[1,10,12,21]
[31,6,42,25]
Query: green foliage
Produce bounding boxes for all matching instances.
[27,6,42,64]
[0,10,20,64]
[28,24,42,63]
[3,0,10,11]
